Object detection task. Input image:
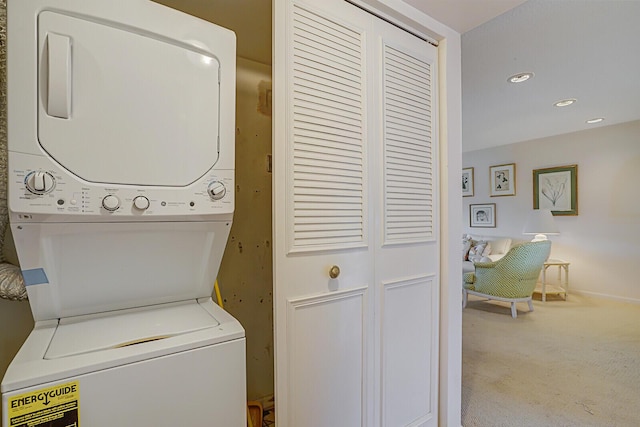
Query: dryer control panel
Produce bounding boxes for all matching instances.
[9,152,234,221]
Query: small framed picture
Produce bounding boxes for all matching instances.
[470,203,496,228]
[490,163,516,196]
[462,167,474,197]
[533,164,578,215]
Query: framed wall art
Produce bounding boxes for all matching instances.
[470,203,496,228]
[490,163,516,196]
[462,167,474,197]
[533,164,578,215]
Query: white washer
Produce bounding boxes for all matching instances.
[2,1,244,426]
[3,300,245,426]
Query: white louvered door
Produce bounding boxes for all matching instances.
[274,1,438,426]
[374,18,439,427]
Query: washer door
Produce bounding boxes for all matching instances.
[37,11,221,186]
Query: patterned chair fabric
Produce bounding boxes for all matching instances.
[463,241,551,318]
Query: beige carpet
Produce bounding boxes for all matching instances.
[462,293,640,426]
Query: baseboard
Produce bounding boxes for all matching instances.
[571,289,640,305]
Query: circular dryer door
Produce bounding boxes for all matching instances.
[37,11,221,186]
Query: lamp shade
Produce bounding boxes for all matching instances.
[523,209,559,241]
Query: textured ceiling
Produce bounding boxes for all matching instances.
[153,1,640,153]
[461,0,640,151]
[403,0,527,33]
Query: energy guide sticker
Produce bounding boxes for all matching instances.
[7,381,80,427]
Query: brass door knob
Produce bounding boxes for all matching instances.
[329,265,341,279]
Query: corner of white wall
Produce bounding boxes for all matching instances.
[436,34,463,427]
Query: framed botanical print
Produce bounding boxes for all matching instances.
[533,164,578,215]
[490,163,516,196]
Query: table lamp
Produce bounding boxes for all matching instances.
[523,209,559,242]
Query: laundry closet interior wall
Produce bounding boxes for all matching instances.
[0,0,275,413]
[0,3,36,424]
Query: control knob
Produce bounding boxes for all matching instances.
[25,171,56,195]
[102,194,121,212]
[133,196,150,211]
[207,181,226,200]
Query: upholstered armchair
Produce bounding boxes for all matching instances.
[463,241,551,318]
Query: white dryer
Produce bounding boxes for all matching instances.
[2,1,245,426]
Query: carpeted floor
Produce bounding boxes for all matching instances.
[462,293,640,426]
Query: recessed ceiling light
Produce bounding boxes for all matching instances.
[507,72,534,83]
[586,117,604,124]
[554,98,576,107]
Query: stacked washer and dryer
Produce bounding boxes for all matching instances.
[2,1,246,425]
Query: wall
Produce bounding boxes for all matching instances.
[217,57,273,401]
[0,298,33,385]
[0,232,28,424]
[0,1,34,422]
[463,120,640,302]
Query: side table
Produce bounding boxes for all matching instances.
[537,259,570,302]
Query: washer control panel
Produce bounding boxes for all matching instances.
[207,181,227,200]
[9,152,234,219]
[25,171,56,195]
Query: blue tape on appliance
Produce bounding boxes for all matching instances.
[22,268,49,286]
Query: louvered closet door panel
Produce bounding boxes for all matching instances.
[374,18,439,427]
[290,3,367,251]
[274,1,375,426]
[383,44,434,243]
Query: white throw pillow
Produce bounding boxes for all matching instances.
[489,238,511,255]
[481,242,492,256]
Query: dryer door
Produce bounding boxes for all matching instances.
[37,11,221,187]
